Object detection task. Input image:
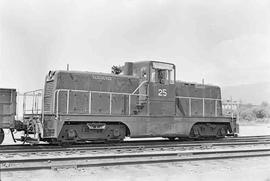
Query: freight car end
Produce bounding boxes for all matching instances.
[0,128,4,144]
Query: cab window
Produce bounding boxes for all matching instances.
[150,63,175,84]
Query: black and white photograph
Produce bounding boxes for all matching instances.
[0,0,270,180]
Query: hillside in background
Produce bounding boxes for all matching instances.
[222,82,270,105]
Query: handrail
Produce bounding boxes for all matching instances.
[23,89,43,95]
[132,80,148,94]
[222,100,239,120]
[54,89,147,118]
[176,96,221,101]
[56,89,147,96]
[23,89,43,115]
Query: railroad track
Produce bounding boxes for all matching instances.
[1,135,270,172]
[1,148,270,172]
[1,135,270,154]
[0,136,270,159]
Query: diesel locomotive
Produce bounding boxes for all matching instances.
[0,61,239,144]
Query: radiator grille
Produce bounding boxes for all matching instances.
[44,81,55,113]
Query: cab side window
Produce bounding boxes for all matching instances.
[141,67,148,80]
[157,70,168,84]
[151,68,170,85]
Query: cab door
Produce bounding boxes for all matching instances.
[148,62,176,116]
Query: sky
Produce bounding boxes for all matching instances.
[0,0,270,102]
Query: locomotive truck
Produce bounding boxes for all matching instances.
[0,61,239,144]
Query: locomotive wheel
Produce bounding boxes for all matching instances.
[190,125,200,138]
[0,128,5,144]
[217,127,227,137]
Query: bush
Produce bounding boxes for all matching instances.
[252,107,270,118]
[239,101,270,122]
[240,108,255,121]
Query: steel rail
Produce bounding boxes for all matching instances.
[1,136,270,154]
[1,140,270,157]
[1,134,270,149]
[1,148,270,172]
[0,141,265,154]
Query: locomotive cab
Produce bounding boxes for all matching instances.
[148,62,176,116]
[129,61,176,116]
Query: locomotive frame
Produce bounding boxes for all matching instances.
[0,61,239,144]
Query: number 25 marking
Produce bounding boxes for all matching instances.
[158,89,167,96]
